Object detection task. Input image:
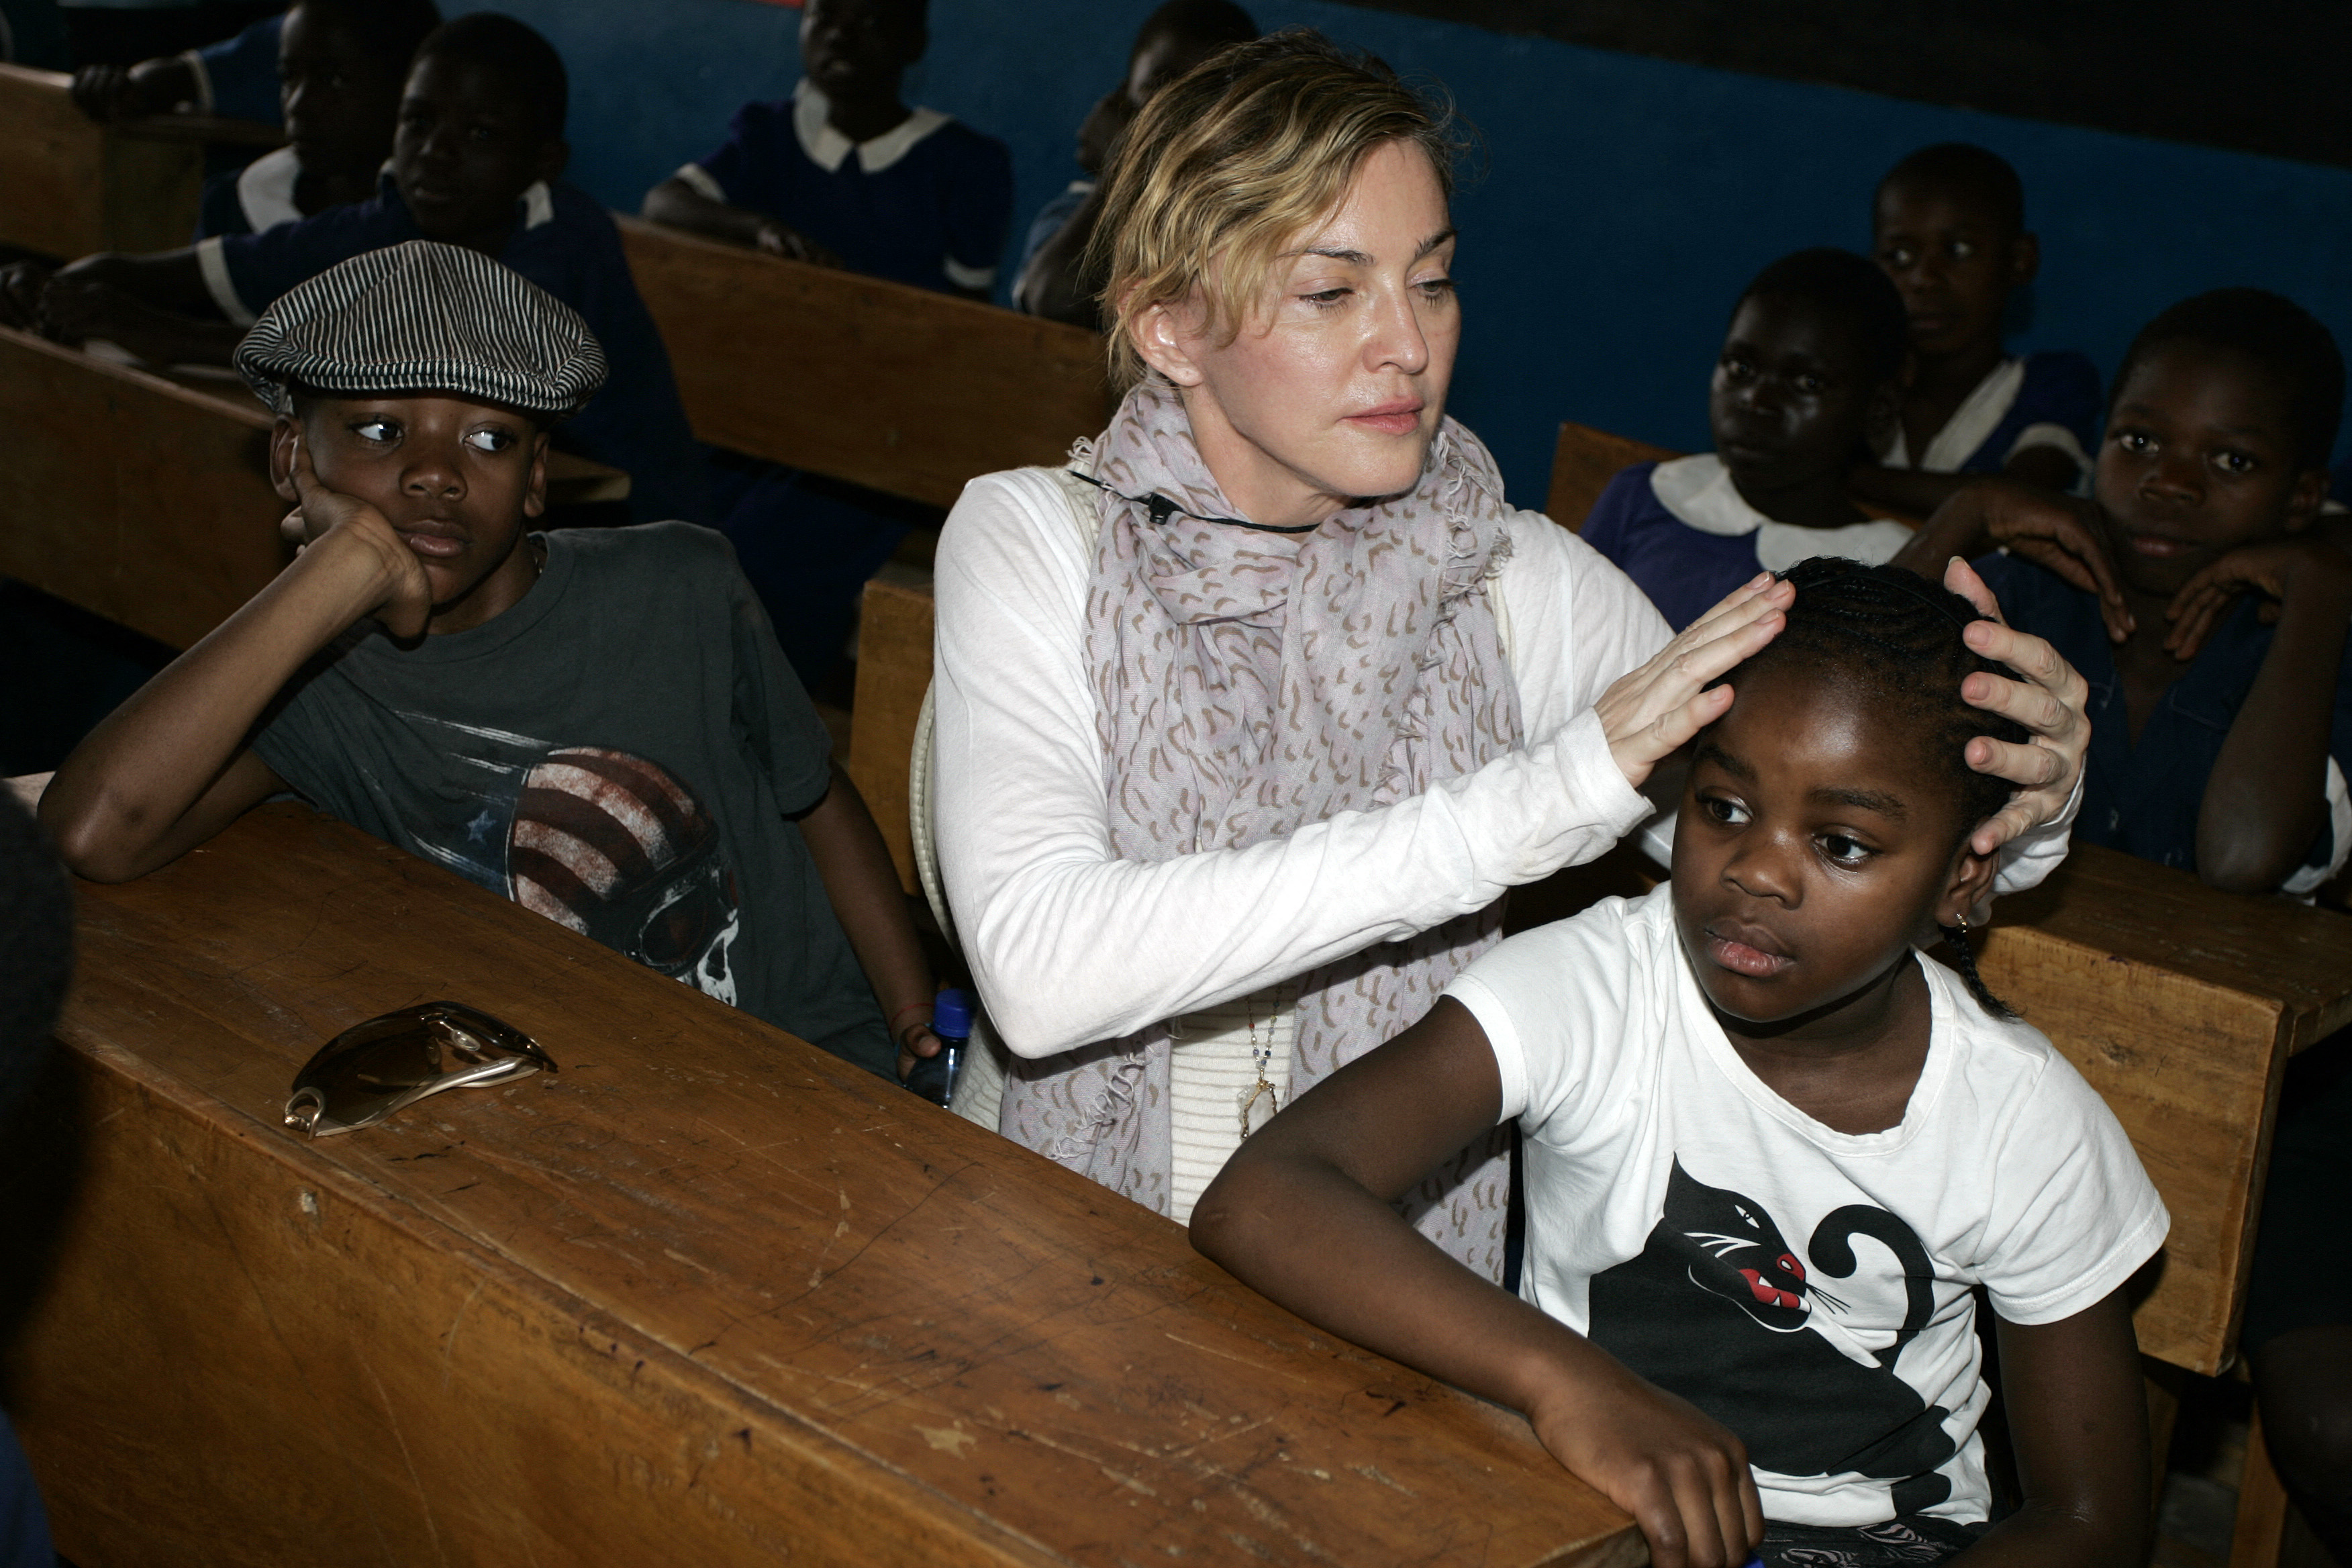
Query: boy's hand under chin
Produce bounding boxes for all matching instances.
[285,432,436,640]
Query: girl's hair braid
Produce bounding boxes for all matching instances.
[1720,556,2028,1018]
[1934,916,2012,1022]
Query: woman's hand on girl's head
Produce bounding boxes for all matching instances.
[1943,557,2093,859]
[1526,1363,1764,1568]
[1596,574,1794,789]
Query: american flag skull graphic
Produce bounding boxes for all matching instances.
[507,747,743,1003]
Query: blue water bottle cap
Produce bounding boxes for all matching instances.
[933,989,975,1038]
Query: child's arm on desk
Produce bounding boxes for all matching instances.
[2166,524,2352,893]
[1192,998,1763,1568]
[640,178,845,270]
[1852,444,2084,522]
[0,250,242,367]
[41,436,430,881]
[1892,479,2135,644]
[1955,1292,2149,1568]
[795,763,942,1081]
[71,56,201,121]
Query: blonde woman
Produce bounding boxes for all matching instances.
[931,31,2090,1273]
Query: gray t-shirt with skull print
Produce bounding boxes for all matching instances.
[251,521,893,1078]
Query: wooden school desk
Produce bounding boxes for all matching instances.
[0,324,628,650]
[618,218,1112,510]
[0,802,1643,1568]
[0,63,278,260]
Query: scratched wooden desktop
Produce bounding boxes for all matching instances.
[0,803,1641,1568]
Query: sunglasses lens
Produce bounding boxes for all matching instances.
[285,1004,553,1136]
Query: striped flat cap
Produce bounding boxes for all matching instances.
[234,240,608,420]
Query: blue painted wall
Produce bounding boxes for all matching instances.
[448,0,2352,509]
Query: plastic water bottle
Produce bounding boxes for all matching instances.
[907,989,972,1108]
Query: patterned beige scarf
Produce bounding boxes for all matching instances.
[999,378,1524,1279]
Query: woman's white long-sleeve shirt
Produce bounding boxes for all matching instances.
[932,467,1674,1060]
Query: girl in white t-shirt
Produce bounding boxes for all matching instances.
[1193,558,2168,1568]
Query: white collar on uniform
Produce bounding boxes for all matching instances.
[1877,355,2025,472]
[521,180,555,229]
[236,144,304,232]
[792,79,951,175]
[1650,452,1916,574]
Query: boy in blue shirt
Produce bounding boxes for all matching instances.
[195,0,442,240]
[3,13,707,530]
[38,241,946,1086]
[1854,144,2104,518]
[640,0,1012,299]
[1897,289,2352,895]
[1894,289,2352,1558]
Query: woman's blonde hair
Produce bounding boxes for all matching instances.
[1088,28,1461,387]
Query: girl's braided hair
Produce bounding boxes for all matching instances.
[1726,556,2030,1018]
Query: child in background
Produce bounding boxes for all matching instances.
[197,0,442,239]
[0,13,707,530]
[1195,558,2165,1568]
[638,0,1014,687]
[1896,288,2352,895]
[1582,249,1916,630]
[38,242,944,1086]
[1855,145,2102,516]
[1011,0,1256,328]
[71,8,285,127]
[641,0,1012,300]
[1894,291,2352,1556]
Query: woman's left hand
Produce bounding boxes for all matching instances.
[1941,556,2091,858]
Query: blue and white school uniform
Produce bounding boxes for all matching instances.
[195,141,300,238]
[1972,552,2352,894]
[178,11,284,126]
[1875,351,2103,485]
[1580,454,1915,631]
[195,174,709,528]
[672,81,1014,296]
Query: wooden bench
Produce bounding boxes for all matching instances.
[1547,421,1675,532]
[1,801,1642,1568]
[0,62,279,260]
[618,217,1112,510]
[846,576,936,892]
[1975,848,2352,1564]
[1979,845,2352,1378]
[0,324,628,650]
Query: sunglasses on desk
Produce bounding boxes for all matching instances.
[284,1001,556,1138]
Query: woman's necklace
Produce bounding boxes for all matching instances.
[1236,995,1280,1139]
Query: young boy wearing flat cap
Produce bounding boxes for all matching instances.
[42,241,942,1083]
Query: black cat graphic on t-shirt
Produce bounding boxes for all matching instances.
[1585,1159,1959,1516]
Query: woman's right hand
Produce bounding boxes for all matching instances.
[283,432,435,639]
[1527,1359,1764,1568]
[1596,574,1793,789]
